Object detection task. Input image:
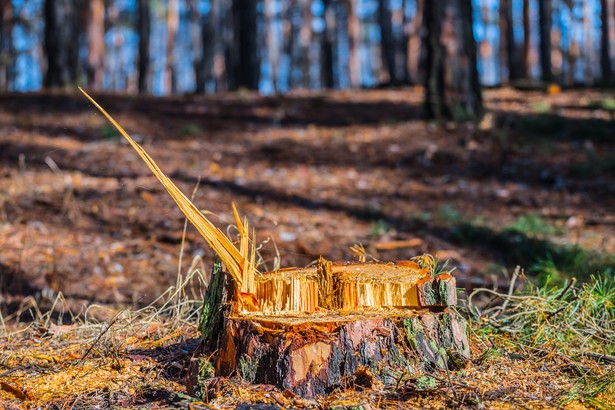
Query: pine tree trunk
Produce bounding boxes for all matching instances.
[190,2,205,94]
[408,0,424,85]
[86,0,105,90]
[230,0,260,91]
[43,0,80,88]
[266,0,279,92]
[522,0,530,79]
[189,260,470,399]
[499,0,518,82]
[348,0,360,88]
[137,0,150,93]
[538,0,553,82]
[298,0,312,88]
[321,0,335,89]
[378,0,396,84]
[600,0,613,83]
[165,0,179,94]
[0,1,11,91]
[398,0,411,84]
[423,0,483,121]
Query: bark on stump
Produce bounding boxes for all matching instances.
[188,259,470,399]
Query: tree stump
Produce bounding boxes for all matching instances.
[188,258,470,399]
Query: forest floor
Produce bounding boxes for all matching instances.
[0,87,614,408]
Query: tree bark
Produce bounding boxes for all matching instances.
[538,0,553,82]
[265,0,279,92]
[321,0,335,89]
[0,1,12,91]
[522,0,530,78]
[378,0,397,84]
[584,0,594,84]
[230,0,260,91]
[408,0,424,84]
[298,0,312,88]
[165,0,179,94]
[347,0,360,87]
[189,1,203,93]
[499,0,519,82]
[398,0,411,84]
[423,0,483,121]
[137,0,150,93]
[86,0,105,90]
[600,0,612,83]
[43,0,81,88]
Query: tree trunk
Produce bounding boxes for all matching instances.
[538,0,552,82]
[378,0,396,84]
[165,0,179,94]
[265,0,279,92]
[0,1,12,91]
[321,0,335,89]
[137,0,150,93]
[298,0,312,88]
[230,0,260,91]
[189,1,202,93]
[423,0,483,121]
[86,0,105,90]
[43,0,81,88]
[398,0,411,84]
[347,0,360,87]
[499,0,519,82]
[189,259,470,399]
[600,0,613,83]
[409,0,424,84]
[522,0,530,78]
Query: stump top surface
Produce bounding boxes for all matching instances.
[234,307,437,325]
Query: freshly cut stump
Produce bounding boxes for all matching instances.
[189,258,470,398]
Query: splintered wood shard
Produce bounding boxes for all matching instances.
[79,88,256,289]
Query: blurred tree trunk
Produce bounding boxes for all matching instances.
[321,0,335,89]
[423,0,482,121]
[583,0,594,84]
[378,0,396,84]
[538,0,552,82]
[190,1,211,93]
[283,0,299,89]
[348,0,360,87]
[0,1,12,91]
[230,0,259,90]
[137,0,150,93]
[522,0,530,78]
[398,0,410,84]
[43,0,81,88]
[86,0,105,89]
[499,0,519,82]
[298,0,312,88]
[408,0,423,84]
[266,0,279,92]
[166,0,179,94]
[600,0,613,82]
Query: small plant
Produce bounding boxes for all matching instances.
[412,254,456,277]
[98,123,121,140]
[437,205,463,224]
[180,123,203,137]
[505,214,559,237]
[369,219,390,238]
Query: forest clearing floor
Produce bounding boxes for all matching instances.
[0,87,614,408]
